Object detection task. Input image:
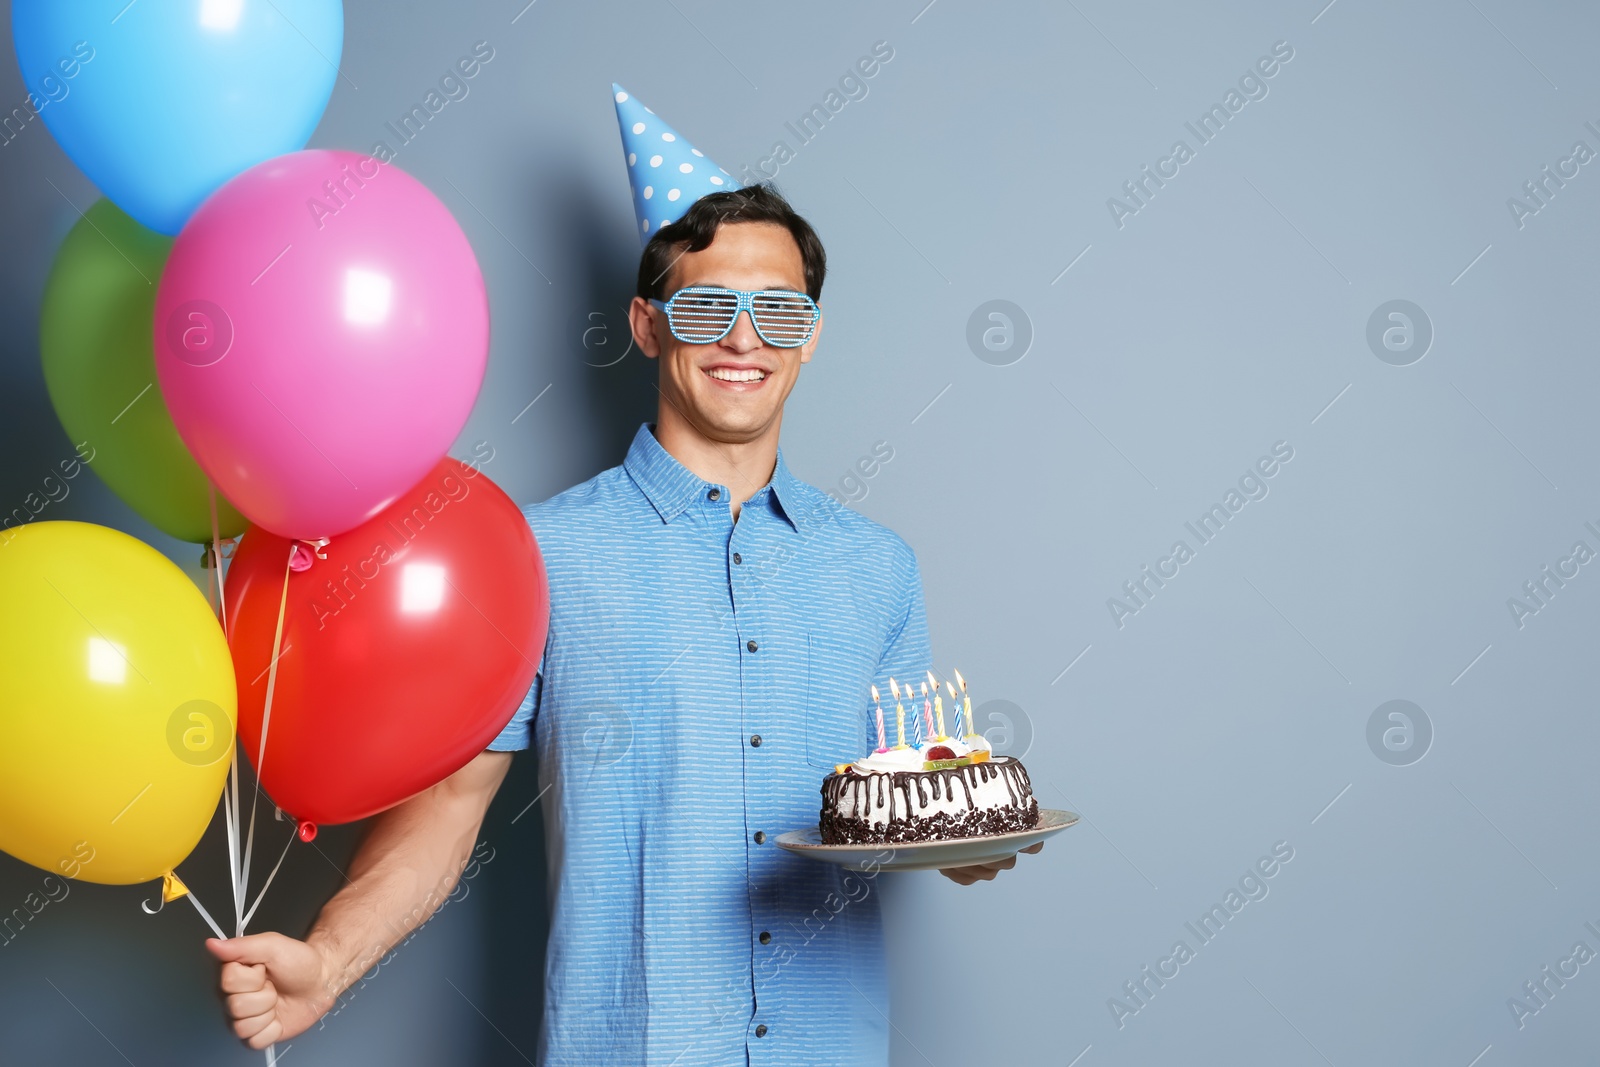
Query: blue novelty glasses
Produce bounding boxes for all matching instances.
[649,286,820,348]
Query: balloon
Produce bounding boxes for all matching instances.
[155,150,489,541]
[39,198,248,543]
[10,1,342,235]
[224,460,547,826]
[0,522,237,885]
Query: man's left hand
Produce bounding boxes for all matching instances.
[939,842,1043,885]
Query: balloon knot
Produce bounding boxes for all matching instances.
[297,820,318,843]
[289,538,328,572]
[201,538,238,570]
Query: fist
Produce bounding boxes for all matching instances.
[206,932,336,1049]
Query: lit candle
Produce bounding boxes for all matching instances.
[928,670,947,738]
[946,681,960,735]
[890,677,907,748]
[921,680,934,739]
[871,684,887,752]
[955,668,973,737]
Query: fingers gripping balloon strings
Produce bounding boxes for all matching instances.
[201,499,297,1067]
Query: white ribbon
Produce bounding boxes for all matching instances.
[203,490,295,1066]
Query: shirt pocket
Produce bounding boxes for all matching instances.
[804,632,874,769]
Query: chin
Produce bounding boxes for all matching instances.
[694,402,777,440]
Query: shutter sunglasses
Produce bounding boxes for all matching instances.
[649,286,821,348]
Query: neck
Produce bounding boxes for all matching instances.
[652,404,781,522]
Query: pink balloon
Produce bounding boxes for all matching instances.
[154,150,488,540]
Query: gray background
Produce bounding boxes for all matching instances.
[1,0,1597,1064]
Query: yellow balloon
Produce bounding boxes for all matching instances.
[0,521,235,885]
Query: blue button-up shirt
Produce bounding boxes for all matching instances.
[488,423,931,1067]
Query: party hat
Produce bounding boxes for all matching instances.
[613,83,738,242]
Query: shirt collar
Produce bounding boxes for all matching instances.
[622,422,820,532]
[767,444,819,532]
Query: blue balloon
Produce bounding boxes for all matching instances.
[12,1,343,235]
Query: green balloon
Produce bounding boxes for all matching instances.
[40,199,247,544]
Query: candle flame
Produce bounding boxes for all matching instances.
[954,668,967,692]
[871,684,880,702]
[888,677,898,699]
[945,680,957,697]
[920,680,928,696]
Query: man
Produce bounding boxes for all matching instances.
[208,99,1037,1065]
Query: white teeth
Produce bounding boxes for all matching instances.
[705,367,766,382]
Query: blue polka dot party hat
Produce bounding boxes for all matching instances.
[613,83,738,242]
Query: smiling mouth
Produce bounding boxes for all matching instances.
[704,367,768,383]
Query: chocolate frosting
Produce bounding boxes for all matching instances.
[818,756,1040,845]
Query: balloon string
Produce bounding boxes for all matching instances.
[208,483,246,939]
[224,755,240,928]
[185,888,227,941]
[176,884,277,1066]
[240,544,294,941]
[207,482,230,640]
[241,824,296,931]
[206,497,274,1067]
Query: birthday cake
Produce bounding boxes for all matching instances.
[818,674,1040,845]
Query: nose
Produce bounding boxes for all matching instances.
[721,308,763,352]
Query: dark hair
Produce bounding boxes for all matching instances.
[635,183,826,303]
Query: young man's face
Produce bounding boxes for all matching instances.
[630,221,823,445]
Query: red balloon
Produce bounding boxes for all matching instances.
[224,459,547,825]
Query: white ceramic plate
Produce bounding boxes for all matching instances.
[776,808,1079,872]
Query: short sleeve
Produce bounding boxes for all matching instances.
[488,502,547,754]
[486,669,542,753]
[873,541,932,687]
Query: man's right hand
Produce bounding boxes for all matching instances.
[200,752,515,1050]
[206,933,335,1049]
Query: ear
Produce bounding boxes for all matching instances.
[798,308,823,364]
[629,296,663,359]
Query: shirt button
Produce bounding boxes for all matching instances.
[759,930,772,944]
[755,1024,768,1038]
[753,830,766,844]
[750,734,762,747]
[708,487,721,501]
[732,552,742,564]
[746,639,758,653]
